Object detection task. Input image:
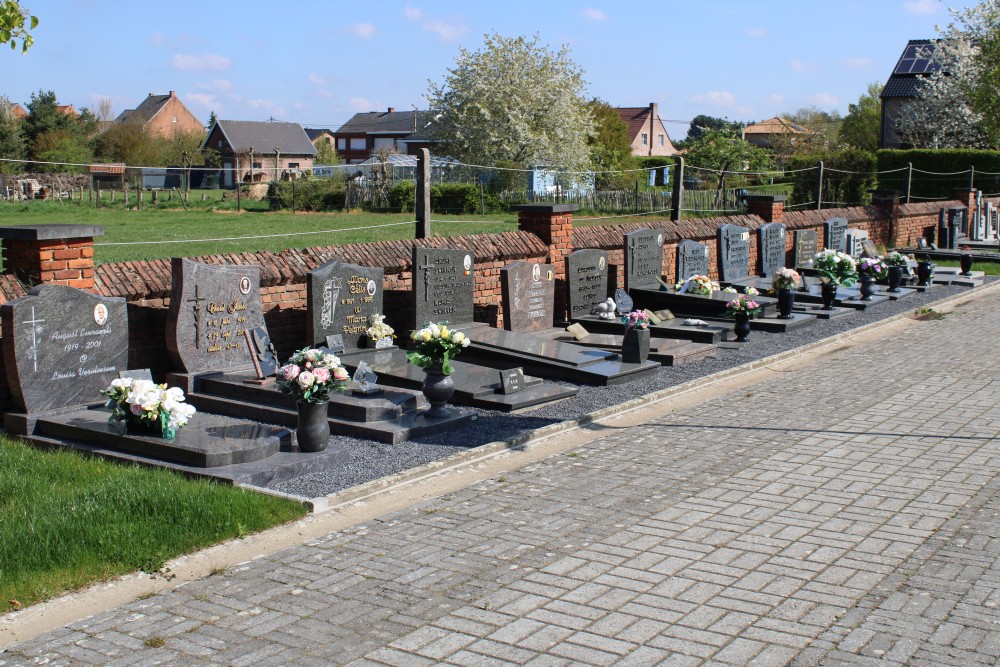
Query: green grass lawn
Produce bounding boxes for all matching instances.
[0,434,306,612]
[930,258,1000,275]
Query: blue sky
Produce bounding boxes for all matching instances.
[8,0,972,139]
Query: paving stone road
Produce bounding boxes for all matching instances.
[3,291,999,666]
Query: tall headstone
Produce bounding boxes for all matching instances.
[824,217,849,252]
[717,224,750,282]
[941,208,963,249]
[793,229,818,269]
[166,258,266,373]
[1,285,128,413]
[676,240,709,282]
[307,259,384,349]
[565,249,608,320]
[412,246,475,326]
[844,229,869,258]
[501,262,554,333]
[623,229,664,290]
[758,222,787,277]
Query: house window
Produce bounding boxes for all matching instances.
[337,138,347,150]
[252,162,262,169]
[658,134,665,146]
[641,133,648,146]
[373,137,395,150]
[288,162,299,169]
[218,140,222,147]
[349,138,366,150]
[172,115,177,124]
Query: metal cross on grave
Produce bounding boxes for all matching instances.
[22,306,45,372]
[187,284,206,349]
[417,253,435,302]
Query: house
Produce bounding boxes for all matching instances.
[879,39,941,148]
[10,103,28,119]
[615,103,678,157]
[305,128,336,159]
[333,108,436,163]
[203,120,316,188]
[115,91,203,138]
[741,117,815,148]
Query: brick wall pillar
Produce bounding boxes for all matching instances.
[0,225,103,290]
[745,195,785,223]
[513,204,577,323]
[951,188,976,209]
[871,190,901,246]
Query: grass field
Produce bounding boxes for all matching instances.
[931,258,1000,275]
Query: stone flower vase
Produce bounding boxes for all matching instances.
[621,327,650,364]
[820,282,838,310]
[733,313,751,343]
[859,276,876,300]
[887,265,904,292]
[916,260,933,286]
[776,288,795,319]
[296,400,330,452]
[422,365,455,418]
[960,253,974,276]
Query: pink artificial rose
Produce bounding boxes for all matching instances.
[130,403,144,416]
[313,367,331,384]
[333,367,350,381]
[296,371,315,389]
[281,364,300,381]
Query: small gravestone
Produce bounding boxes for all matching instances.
[166,258,266,374]
[307,259,384,349]
[718,224,751,281]
[1,285,128,413]
[119,368,153,382]
[614,288,633,314]
[501,262,554,333]
[566,322,589,340]
[944,208,963,249]
[654,309,674,320]
[676,240,709,282]
[643,309,661,325]
[860,239,880,258]
[623,229,664,290]
[565,249,608,320]
[794,229,818,268]
[824,217,849,252]
[351,360,381,396]
[758,222,787,277]
[243,327,278,381]
[325,334,345,354]
[499,368,526,394]
[844,229,869,258]
[413,246,475,326]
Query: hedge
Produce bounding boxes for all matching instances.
[876,149,1000,200]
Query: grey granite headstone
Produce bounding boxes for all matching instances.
[623,229,664,290]
[717,224,751,281]
[844,229,869,258]
[166,258,266,374]
[307,259,384,349]
[499,368,526,394]
[758,222,787,277]
[413,246,475,326]
[793,229,818,268]
[501,262,554,333]
[1,284,128,413]
[676,240,709,282]
[824,217,849,252]
[565,249,608,320]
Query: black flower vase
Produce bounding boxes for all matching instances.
[621,327,650,363]
[820,282,838,310]
[916,260,933,286]
[887,265,904,292]
[422,365,455,418]
[777,288,795,319]
[733,313,751,342]
[296,400,330,452]
[960,253,973,276]
[859,276,876,300]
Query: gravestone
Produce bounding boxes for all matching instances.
[499,368,525,394]
[307,259,384,349]
[1,284,128,413]
[942,208,963,249]
[824,217,849,252]
[413,246,475,326]
[501,262,554,333]
[717,224,751,282]
[844,229,869,258]
[676,240,709,282]
[758,222,787,277]
[614,288,633,314]
[793,229,818,268]
[623,229,664,290]
[565,249,608,320]
[166,258,266,374]
[991,204,999,240]
[244,327,278,379]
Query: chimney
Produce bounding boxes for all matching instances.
[387,107,395,113]
[169,90,175,97]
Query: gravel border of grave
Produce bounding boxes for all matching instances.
[268,279,1000,508]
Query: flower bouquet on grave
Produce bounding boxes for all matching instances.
[365,313,395,350]
[813,249,859,287]
[406,322,470,376]
[744,286,760,296]
[884,251,909,268]
[275,348,351,403]
[772,267,801,291]
[100,377,196,440]
[678,274,717,296]
[620,310,650,332]
[721,286,739,294]
[620,310,651,363]
[856,256,887,279]
[723,294,763,319]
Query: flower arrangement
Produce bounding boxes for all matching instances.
[679,274,718,296]
[621,310,649,331]
[813,249,859,287]
[276,348,350,403]
[772,267,801,290]
[406,322,471,376]
[744,286,760,296]
[857,256,886,278]
[365,313,395,349]
[101,377,197,434]
[884,251,910,267]
[721,286,739,294]
[724,294,763,319]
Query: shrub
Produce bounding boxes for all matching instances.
[787,149,876,208]
[431,183,481,214]
[267,178,345,211]
[388,181,416,212]
[876,149,1000,200]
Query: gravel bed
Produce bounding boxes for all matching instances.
[270,280,994,499]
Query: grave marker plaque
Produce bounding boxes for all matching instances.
[614,288,633,314]
[844,229,870,258]
[499,368,526,394]
[824,217,848,252]
[794,229,818,268]
[166,258,266,374]
[717,224,751,281]
[501,262,554,333]
[1,284,128,413]
[623,229,664,290]
[758,222,787,277]
[676,240,709,282]
[565,249,608,320]
[307,259,384,349]
[413,247,475,326]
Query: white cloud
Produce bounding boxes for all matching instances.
[691,90,737,107]
[186,92,220,112]
[744,27,766,38]
[404,5,423,20]
[808,92,839,106]
[245,98,286,116]
[348,97,375,112]
[308,72,328,86]
[171,53,231,71]
[904,0,937,15]
[767,93,785,106]
[423,19,467,41]
[195,78,235,93]
[148,32,167,47]
[582,8,608,21]
[789,58,808,73]
[349,22,376,38]
[843,56,874,69]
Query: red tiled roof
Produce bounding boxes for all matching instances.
[616,107,654,142]
[90,163,126,174]
[743,117,814,136]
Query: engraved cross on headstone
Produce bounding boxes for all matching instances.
[21,306,44,372]
[187,284,205,349]
[417,253,434,302]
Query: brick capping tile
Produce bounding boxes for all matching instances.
[0,224,104,241]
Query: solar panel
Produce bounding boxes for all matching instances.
[893,43,941,75]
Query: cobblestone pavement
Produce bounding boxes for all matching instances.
[3,292,1000,666]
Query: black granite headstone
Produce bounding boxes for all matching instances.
[501,262,554,333]
[844,229,869,258]
[824,217,848,252]
[413,247,475,326]
[307,259,384,349]
[499,368,526,394]
[1,284,128,413]
[676,240,709,282]
[614,288,633,314]
[565,249,608,320]
[717,224,751,282]
[623,229,664,290]
[758,222,787,277]
[166,258,266,374]
[793,230,818,268]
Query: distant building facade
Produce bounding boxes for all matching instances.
[333,108,436,163]
[204,120,316,187]
[615,103,678,157]
[115,91,203,138]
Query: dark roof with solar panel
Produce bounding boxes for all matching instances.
[881,39,943,99]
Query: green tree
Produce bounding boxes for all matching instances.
[33,129,92,172]
[683,127,774,205]
[24,89,72,148]
[0,95,26,173]
[839,82,882,151]
[313,140,340,165]
[684,114,742,145]
[93,122,158,166]
[427,32,594,171]
[207,110,217,131]
[586,98,636,188]
[0,0,38,53]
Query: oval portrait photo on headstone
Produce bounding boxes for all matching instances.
[463,254,472,272]
[93,303,108,325]
[532,264,541,281]
[367,279,377,296]
[657,234,664,246]
[599,257,606,270]
[239,276,252,295]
